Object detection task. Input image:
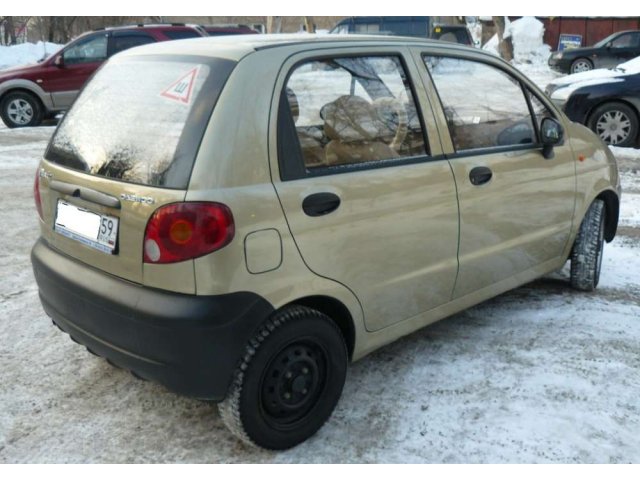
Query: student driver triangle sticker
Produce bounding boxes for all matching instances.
[160,66,200,105]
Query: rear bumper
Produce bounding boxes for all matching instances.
[31,238,273,400]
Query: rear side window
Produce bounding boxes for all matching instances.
[425,56,536,152]
[111,34,155,55]
[283,55,427,174]
[46,55,236,189]
[162,29,201,40]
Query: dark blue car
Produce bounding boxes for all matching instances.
[546,59,640,147]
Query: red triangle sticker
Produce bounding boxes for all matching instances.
[160,66,200,105]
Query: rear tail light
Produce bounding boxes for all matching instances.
[34,170,43,221]
[143,202,234,264]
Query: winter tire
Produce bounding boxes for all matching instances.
[570,58,593,74]
[570,199,606,291]
[219,306,348,450]
[588,102,639,147]
[0,91,45,128]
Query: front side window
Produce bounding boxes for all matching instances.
[425,56,536,152]
[610,33,639,48]
[283,55,427,172]
[63,35,108,65]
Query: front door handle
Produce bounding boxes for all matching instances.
[302,192,341,217]
[469,166,493,186]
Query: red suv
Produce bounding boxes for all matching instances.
[0,24,206,128]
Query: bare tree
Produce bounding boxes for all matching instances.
[303,17,315,33]
[266,16,282,34]
[493,16,514,62]
[0,16,17,45]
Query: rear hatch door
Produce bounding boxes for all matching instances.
[37,53,236,284]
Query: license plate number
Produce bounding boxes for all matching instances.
[54,200,119,254]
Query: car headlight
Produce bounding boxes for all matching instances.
[554,52,563,60]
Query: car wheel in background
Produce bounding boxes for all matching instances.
[570,58,593,74]
[588,102,639,147]
[0,91,45,128]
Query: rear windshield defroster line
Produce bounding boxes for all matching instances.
[46,55,237,190]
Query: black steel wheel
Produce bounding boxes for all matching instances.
[219,306,348,450]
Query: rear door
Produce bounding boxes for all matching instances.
[417,51,576,299]
[271,48,460,332]
[38,53,236,292]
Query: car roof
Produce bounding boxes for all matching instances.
[117,33,479,62]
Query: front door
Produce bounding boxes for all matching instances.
[272,50,460,332]
[419,53,576,299]
[42,33,109,109]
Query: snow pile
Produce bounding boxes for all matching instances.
[483,17,551,66]
[0,41,62,70]
[509,16,551,64]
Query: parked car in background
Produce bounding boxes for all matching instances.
[330,16,475,46]
[548,30,640,74]
[546,56,640,147]
[32,34,620,450]
[202,24,258,36]
[0,24,206,128]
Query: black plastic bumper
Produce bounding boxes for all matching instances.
[31,238,274,400]
[548,57,571,74]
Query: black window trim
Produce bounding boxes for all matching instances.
[277,51,436,182]
[421,52,562,159]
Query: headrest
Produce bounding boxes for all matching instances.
[320,95,381,143]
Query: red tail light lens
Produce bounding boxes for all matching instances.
[34,171,43,221]
[143,202,235,264]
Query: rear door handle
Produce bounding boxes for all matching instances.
[469,166,493,186]
[302,192,341,217]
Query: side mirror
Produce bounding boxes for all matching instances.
[54,55,64,67]
[540,117,564,159]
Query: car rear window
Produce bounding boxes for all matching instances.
[46,55,236,189]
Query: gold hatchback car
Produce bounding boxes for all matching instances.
[32,35,620,449]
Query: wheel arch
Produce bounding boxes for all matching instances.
[283,295,356,360]
[0,81,52,112]
[596,189,619,242]
[585,98,640,129]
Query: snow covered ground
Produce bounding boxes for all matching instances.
[1,116,640,462]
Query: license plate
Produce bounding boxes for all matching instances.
[54,200,119,254]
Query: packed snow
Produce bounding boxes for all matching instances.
[0,41,62,70]
[483,17,551,65]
